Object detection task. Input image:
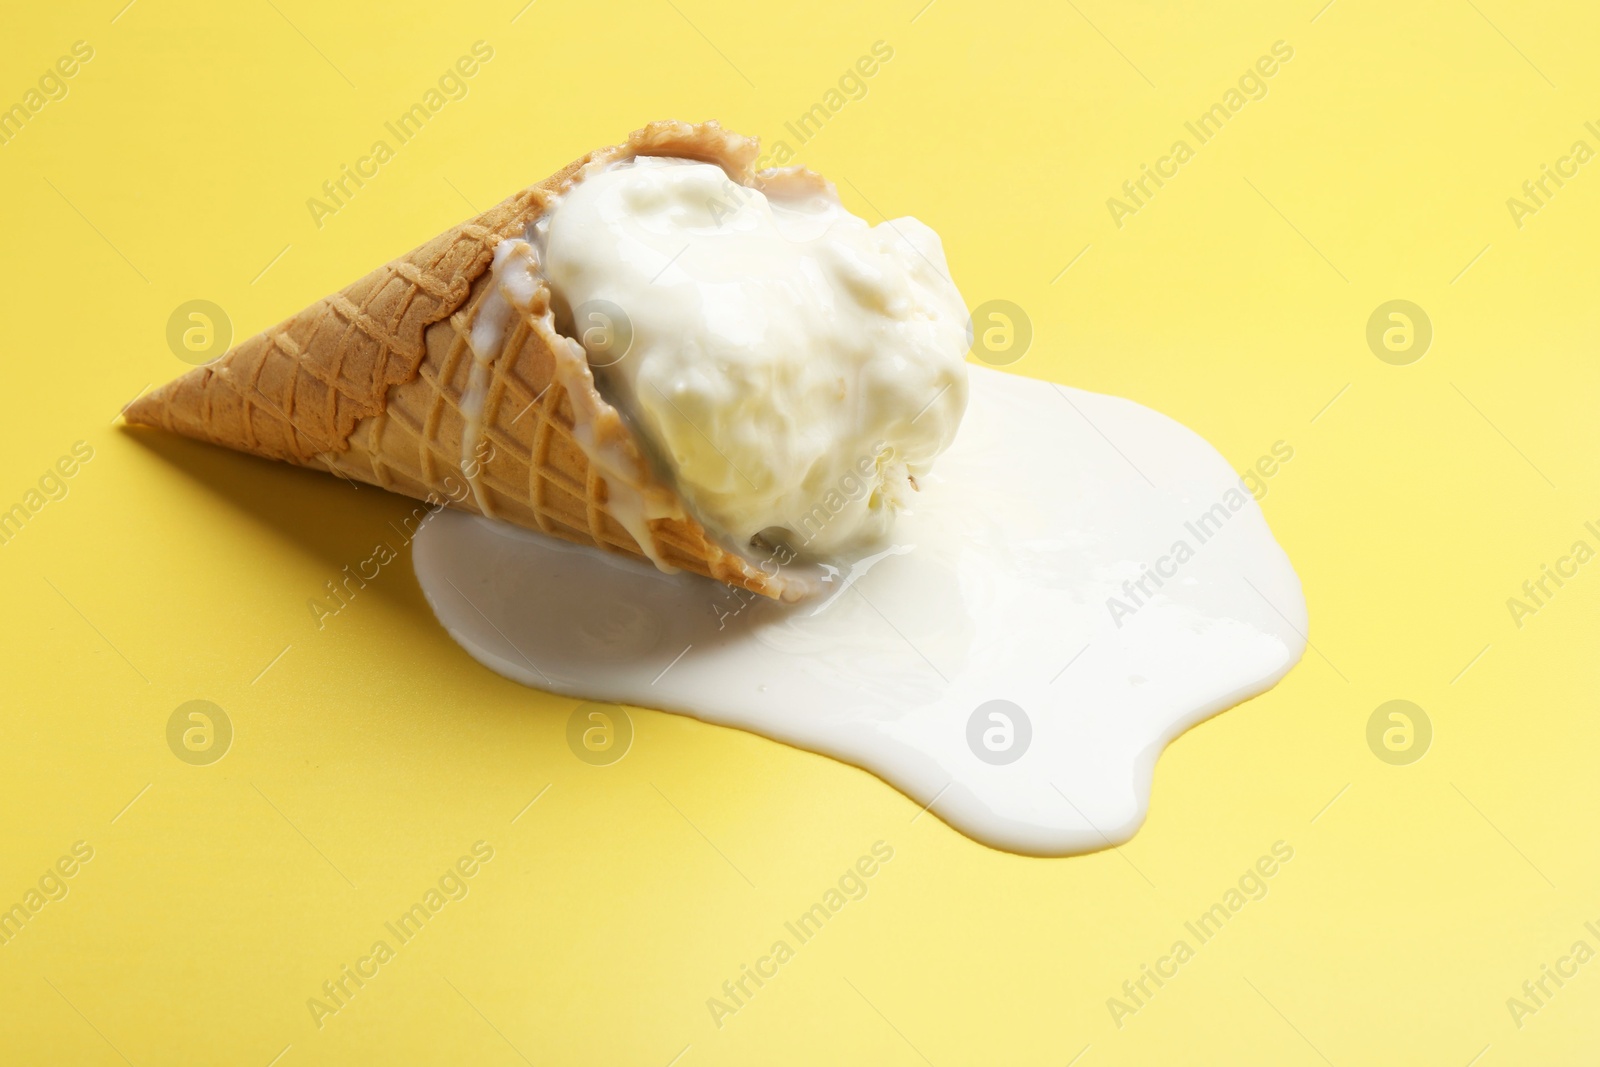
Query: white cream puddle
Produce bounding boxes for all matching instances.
[413,365,1306,856]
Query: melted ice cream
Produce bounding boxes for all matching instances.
[414,366,1307,856]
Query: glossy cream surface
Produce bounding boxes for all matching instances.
[415,366,1307,856]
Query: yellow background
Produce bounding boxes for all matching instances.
[2,0,1597,1063]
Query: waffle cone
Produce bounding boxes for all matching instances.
[126,121,802,600]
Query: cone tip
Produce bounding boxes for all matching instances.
[120,382,168,429]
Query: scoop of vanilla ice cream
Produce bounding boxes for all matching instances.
[542,156,969,560]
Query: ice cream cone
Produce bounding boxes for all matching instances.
[126,121,802,600]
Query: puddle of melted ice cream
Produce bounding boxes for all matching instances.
[413,365,1307,856]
